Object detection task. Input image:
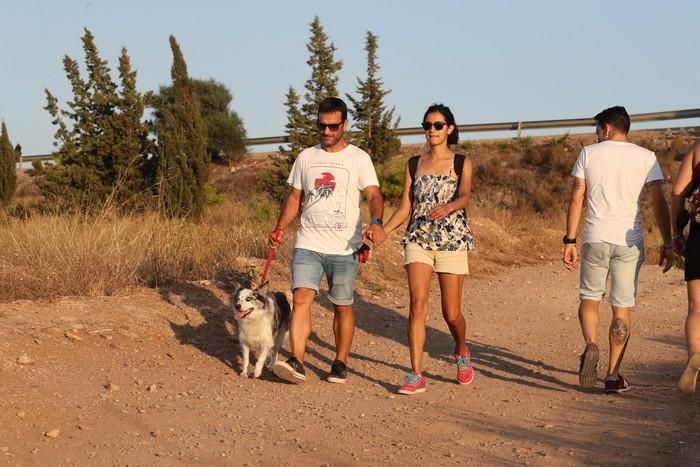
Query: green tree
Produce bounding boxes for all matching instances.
[260,16,343,200]
[155,35,209,219]
[155,79,247,163]
[0,122,17,205]
[347,31,401,164]
[41,29,152,209]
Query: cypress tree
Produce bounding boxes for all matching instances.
[0,122,17,205]
[347,31,401,163]
[155,35,209,219]
[261,16,343,200]
[41,29,152,209]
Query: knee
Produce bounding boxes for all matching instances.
[443,308,463,325]
[334,304,353,316]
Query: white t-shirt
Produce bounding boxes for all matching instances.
[287,144,379,255]
[571,140,664,245]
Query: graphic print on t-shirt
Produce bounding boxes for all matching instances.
[303,166,349,231]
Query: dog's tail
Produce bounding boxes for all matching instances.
[273,292,291,329]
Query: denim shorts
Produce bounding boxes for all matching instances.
[291,248,359,305]
[579,241,644,307]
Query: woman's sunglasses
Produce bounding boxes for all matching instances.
[421,121,448,131]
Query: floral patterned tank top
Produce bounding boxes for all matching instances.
[401,173,475,251]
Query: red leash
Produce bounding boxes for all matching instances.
[257,245,277,290]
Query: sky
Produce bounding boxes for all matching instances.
[2,0,700,155]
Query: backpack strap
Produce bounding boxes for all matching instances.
[408,155,420,202]
[453,154,465,178]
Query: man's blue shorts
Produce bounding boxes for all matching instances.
[291,248,359,305]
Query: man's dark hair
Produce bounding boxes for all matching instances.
[423,103,459,145]
[318,97,347,122]
[594,106,630,134]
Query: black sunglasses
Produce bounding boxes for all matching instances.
[422,121,449,131]
[317,122,344,131]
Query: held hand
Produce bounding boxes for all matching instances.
[269,227,285,247]
[364,224,387,247]
[659,246,674,273]
[673,235,686,257]
[563,244,578,271]
[428,204,452,221]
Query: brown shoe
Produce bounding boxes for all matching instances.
[677,354,700,399]
[579,343,599,387]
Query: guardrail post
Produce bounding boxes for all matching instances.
[516,121,522,139]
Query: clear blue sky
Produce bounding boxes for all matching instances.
[2,0,699,155]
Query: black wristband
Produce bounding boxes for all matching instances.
[562,236,577,245]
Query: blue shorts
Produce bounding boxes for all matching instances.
[579,241,644,308]
[291,248,359,305]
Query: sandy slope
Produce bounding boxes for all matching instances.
[2,259,699,466]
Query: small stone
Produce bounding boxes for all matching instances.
[64,330,83,341]
[17,355,35,365]
[543,424,555,430]
[105,382,119,392]
[147,384,157,392]
[45,429,60,438]
[17,411,25,418]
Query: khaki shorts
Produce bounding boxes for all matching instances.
[404,242,469,275]
[579,241,644,307]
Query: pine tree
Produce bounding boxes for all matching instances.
[261,16,343,200]
[347,31,401,163]
[0,122,17,205]
[155,35,209,219]
[41,29,152,209]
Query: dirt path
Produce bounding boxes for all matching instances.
[2,261,699,466]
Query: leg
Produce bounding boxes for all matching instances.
[289,288,315,363]
[579,299,601,344]
[437,272,467,356]
[607,242,643,377]
[268,329,288,369]
[332,304,355,362]
[678,280,700,398]
[608,306,631,376]
[240,345,250,377]
[406,262,433,375]
[686,280,700,357]
[324,252,360,365]
[253,348,270,378]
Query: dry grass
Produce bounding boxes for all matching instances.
[0,200,291,301]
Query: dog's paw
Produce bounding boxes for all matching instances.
[239,369,250,377]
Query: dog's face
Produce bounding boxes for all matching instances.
[232,288,267,321]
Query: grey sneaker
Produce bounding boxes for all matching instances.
[677,353,700,399]
[273,357,307,383]
[326,360,348,384]
[579,343,599,387]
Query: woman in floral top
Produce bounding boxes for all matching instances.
[381,103,475,395]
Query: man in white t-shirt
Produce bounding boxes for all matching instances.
[563,106,673,394]
[269,97,385,384]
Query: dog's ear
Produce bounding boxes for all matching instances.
[254,291,267,303]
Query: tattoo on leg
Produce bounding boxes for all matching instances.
[611,318,629,345]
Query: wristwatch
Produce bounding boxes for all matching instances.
[562,236,576,245]
[370,218,383,226]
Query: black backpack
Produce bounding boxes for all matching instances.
[407,154,466,202]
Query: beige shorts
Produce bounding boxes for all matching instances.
[403,242,469,275]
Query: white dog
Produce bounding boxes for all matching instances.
[233,288,290,378]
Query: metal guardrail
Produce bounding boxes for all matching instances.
[22,108,700,161]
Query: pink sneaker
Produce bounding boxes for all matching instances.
[456,355,474,385]
[398,373,426,395]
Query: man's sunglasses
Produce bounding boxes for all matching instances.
[421,121,449,131]
[317,122,344,131]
